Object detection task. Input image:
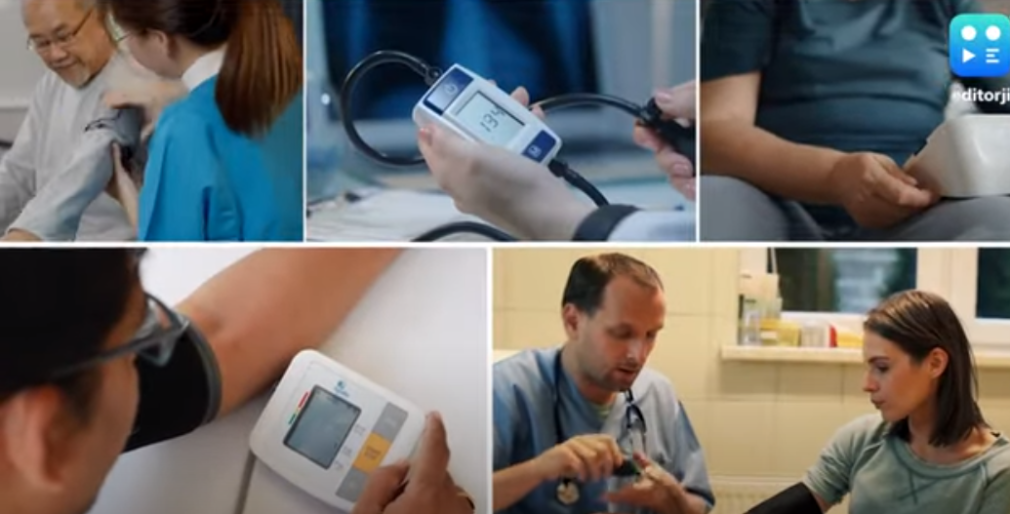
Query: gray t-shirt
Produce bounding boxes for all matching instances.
[803,414,1010,514]
[700,0,1010,231]
[0,54,141,241]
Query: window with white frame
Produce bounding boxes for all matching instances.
[948,248,1010,351]
[738,247,1010,352]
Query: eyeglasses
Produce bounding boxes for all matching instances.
[106,16,133,44]
[47,293,189,381]
[27,7,95,54]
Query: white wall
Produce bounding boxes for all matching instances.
[0,0,45,140]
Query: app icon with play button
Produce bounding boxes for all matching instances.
[951,14,1010,77]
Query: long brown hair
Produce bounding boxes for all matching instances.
[864,290,986,447]
[102,0,302,137]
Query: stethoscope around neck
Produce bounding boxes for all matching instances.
[552,350,647,506]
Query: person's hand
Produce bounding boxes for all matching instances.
[106,143,140,229]
[600,453,686,514]
[417,86,594,240]
[0,229,41,242]
[826,152,937,229]
[104,80,188,142]
[529,434,625,484]
[351,413,473,514]
[633,82,696,201]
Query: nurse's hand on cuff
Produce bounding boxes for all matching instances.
[599,453,690,514]
[417,86,594,241]
[633,81,696,201]
[107,143,140,230]
[104,80,188,143]
[351,413,474,514]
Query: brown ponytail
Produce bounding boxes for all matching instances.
[217,0,303,136]
[100,0,303,137]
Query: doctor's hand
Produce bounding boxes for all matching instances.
[104,80,187,142]
[352,413,474,514]
[825,152,937,230]
[531,434,625,484]
[601,453,690,514]
[417,86,594,241]
[633,82,696,201]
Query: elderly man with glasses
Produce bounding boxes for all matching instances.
[0,0,159,242]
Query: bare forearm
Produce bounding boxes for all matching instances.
[1,229,41,242]
[493,460,546,511]
[176,248,404,418]
[701,119,846,204]
[674,492,710,514]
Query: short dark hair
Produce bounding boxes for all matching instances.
[0,249,140,420]
[864,290,986,447]
[561,253,663,315]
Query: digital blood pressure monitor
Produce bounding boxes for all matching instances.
[905,114,1010,198]
[412,64,563,165]
[250,350,426,511]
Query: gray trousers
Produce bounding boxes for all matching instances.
[700,176,1010,242]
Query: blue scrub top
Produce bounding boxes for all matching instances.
[493,347,715,514]
[138,77,304,242]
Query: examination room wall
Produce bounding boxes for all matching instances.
[492,247,1010,513]
[0,3,45,140]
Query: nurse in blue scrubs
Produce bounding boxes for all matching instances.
[100,0,304,242]
[493,253,715,514]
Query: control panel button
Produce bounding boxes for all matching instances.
[522,131,557,162]
[335,467,370,503]
[352,433,392,473]
[423,68,474,115]
[373,403,409,440]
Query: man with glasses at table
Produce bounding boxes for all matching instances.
[0,0,147,242]
[0,247,477,514]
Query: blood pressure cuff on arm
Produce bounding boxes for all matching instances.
[744,482,822,514]
[572,204,641,241]
[124,321,222,453]
[9,107,142,241]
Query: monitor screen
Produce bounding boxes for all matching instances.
[323,0,599,120]
[454,92,525,146]
[284,387,362,469]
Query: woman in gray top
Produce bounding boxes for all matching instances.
[700,0,1010,241]
[750,290,1010,513]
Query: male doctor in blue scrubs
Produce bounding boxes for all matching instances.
[493,252,714,514]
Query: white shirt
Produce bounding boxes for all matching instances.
[181,49,225,92]
[0,54,142,241]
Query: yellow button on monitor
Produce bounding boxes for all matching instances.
[352,433,392,473]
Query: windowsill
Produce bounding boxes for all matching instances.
[721,345,1010,369]
[493,349,518,363]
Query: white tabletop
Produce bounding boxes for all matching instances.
[89,247,490,514]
